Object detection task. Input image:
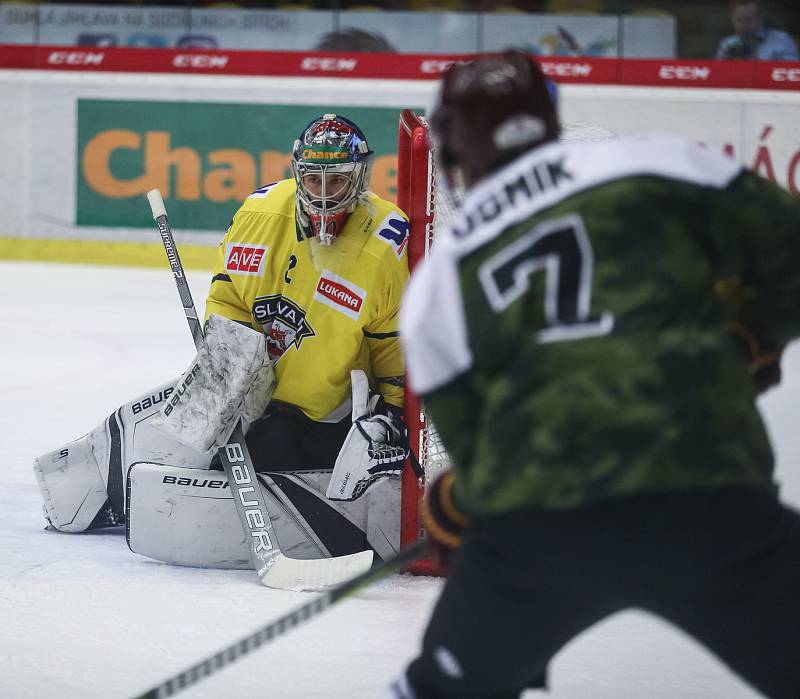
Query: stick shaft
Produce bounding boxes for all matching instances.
[147,189,281,577]
[132,540,427,699]
[149,192,204,350]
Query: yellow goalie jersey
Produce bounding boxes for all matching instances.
[206,179,409,422]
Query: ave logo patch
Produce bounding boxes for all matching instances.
[225,243,267,276]
[252,294,315,360]
[375,213,410,259]
[314,270,366,321]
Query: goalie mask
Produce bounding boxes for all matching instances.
[292,114,373,245]
[430,50,559,190]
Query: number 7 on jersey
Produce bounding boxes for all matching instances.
[478,213,614,344]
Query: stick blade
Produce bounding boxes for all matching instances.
[261,550,374,591]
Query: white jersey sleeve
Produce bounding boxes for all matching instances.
[400,245,473,396]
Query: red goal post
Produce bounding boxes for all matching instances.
[397,108,445,576]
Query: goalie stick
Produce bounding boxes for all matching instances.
[131,539,426,699]
[146,188,373,590]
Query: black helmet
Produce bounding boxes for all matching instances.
[430,50,559,188]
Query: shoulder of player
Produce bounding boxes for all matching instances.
[223,179,297,247]
[399,241,470,395]
[353,193,411,269]
[235,178,297,217]
[437,137,744,257]
[462,136,742,214]
[764,27,796,42]
[577,136,742,186]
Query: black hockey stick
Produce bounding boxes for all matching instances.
[131,539,427,699]
[146,189,373,590]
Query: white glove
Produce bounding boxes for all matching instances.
[326,370,409,501]
[151,314,275,453]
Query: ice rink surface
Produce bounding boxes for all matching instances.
[2,260,798,699]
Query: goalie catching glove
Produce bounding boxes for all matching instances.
[151,314,275,453]
[420,471,468,569]
[326,370,420,501]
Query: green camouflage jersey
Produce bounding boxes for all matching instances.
[400,136,800,516]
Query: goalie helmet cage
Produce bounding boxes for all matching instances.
[397,108,451,577]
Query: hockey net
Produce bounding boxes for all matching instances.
[397,109,456,575]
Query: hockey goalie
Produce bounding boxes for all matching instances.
[33,114,414,568]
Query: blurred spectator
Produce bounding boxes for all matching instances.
[544,0,603,13]
[477,0,532,12]
[314,27,396,51]
[408,0,468,10]
[716,0,799,61]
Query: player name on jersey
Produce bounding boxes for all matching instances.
[453,156,574,239]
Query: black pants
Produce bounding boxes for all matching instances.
[405,488,800,699]
[212,404,352,472]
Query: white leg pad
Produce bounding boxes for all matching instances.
[127,463,330,567]
[126,463,401,568]
[366,475,401,560]
[33,381,212,532]
[33,430,115,533]
[260,470,401,560]
[127,463,251,568]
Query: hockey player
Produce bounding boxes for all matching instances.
[34,114,412,566]
[392,51,800,698]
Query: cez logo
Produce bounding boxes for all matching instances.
[375,213,410,259]
[225,243,267,276]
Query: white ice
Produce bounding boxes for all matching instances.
[2,260,798,699]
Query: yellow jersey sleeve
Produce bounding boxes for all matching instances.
[363,239,408,409]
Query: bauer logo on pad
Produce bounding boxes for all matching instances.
[314,270,366,320]
[225,243,267,276]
